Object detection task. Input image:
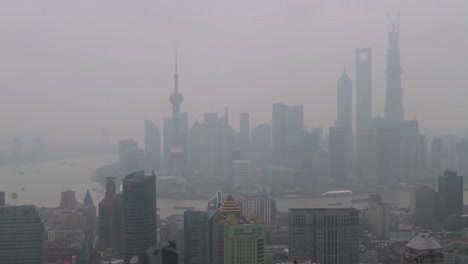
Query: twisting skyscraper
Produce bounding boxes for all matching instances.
[384,18,404,125]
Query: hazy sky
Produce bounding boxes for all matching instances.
[0,0,467,144]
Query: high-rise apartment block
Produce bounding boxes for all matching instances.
[438,170,463,219]
[0,205,45,264]
[123,171,157,263]
[289,208,359,264]
[184,210,207,264]
[410,186,436,228]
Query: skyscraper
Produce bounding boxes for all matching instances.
[239,113,250,159]
[410,185,436,228]
[0,205,45,264]
[144,120,161,174]
[119,139,144,174]
[169,50,185,177]
[431,137,444,179]
[163,116,173,170]
[123,171,157,263]
[272,103,304,170]
[438,170,463,219]
[384,19,404,125]
[289,208,359,264]
[242,195,277,231]
[329,126,346,182]
[184,210,207,264]
[356,127,378,184]
[233,160,251,186]
[98,177,123,253]
[355,48,372,131]
[367,198,391,239]
[251,124,271,168]
[60,190,77,209]
[336,69,353,157]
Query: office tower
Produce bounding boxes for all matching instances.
[440,135,459,171]
[184,211,207,264]
[189,111,236,180]
[0,205,45,264]
[180,112,189,164]
[207,191,223,264]
[123,171,157,264]
[384,19,404,125]
[11,136,22,165]
[289,208,359,264]
[233,160,251,186]
[99,177,124,252]
[336,69,353,157]
[0,191,5,206]
[83,189,97,230]
[329,126,346,182]
[356,127,377,184]
[410,186,436,228]
[431,138,444,179]
[457,139,468,178]
[251,124,271,168]
[163,116,173,170]
[60,190,77,209]
[239,113,250,159]
[224,224,266,264]
[242,195,277,231]
[162,242,179,264]
[211,195,243,264]
[438,170,463,219]
[367,198,391,239]
[355,48,372,131]
[272,103,304,170]
[120,139,145,174]
[400,121,427,181]
[402,232,444,264]
[145,120,161,174]
[313,150,331,188]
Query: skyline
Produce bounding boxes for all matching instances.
[0,1,467,143]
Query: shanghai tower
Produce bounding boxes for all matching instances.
[384,19,404,125]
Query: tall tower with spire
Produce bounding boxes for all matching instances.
[384,17,404,125]
[170,49,184,149]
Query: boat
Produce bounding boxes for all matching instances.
[323,190,353,196]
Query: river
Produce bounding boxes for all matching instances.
[0,154,460,218]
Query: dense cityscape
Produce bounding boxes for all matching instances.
[1,3,468,264]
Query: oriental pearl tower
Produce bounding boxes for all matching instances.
[169,50,184,177]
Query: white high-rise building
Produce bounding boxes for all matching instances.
[233,160,251,185]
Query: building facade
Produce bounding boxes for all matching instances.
[410,186,436,228]
[438,170,463,219]
[123,171,157,263]
[184,210,207,264]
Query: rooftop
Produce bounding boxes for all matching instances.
[405,232,443,251]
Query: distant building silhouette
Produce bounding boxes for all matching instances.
[239,113,250,159]
[272,103,304,171]
[242,194,277,231]
[384,19,404,125]
[145,120,161,174]
[0,205,44,264]
[329,126,346,183]
[289,208,359,264]
[367,196,391,239]
[250,124,271,168]
[355,48,373,131]
[233,160,251,186]
[119,139,144,174]
[438,170,463,219]
[356,127,377,185]
[336,69,353,158]
[123,171,157,264]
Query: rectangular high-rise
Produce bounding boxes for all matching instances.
[251,124,271,168]
[410,185,436,228]
[0,205,45,264]
[123,171,157,263]
[355,48,372,131]
[184,211,207,264]
[289,208,359,264]
[233,160,251,185]
[239,113,250,159]
[242,195,277,231]
[98,177,123,253]
[224,224,266,264]
[272,103,304,171]
[336,70,353,157]
[144,120,161,173]
[329,126,346,182]
[438,170,463,219]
